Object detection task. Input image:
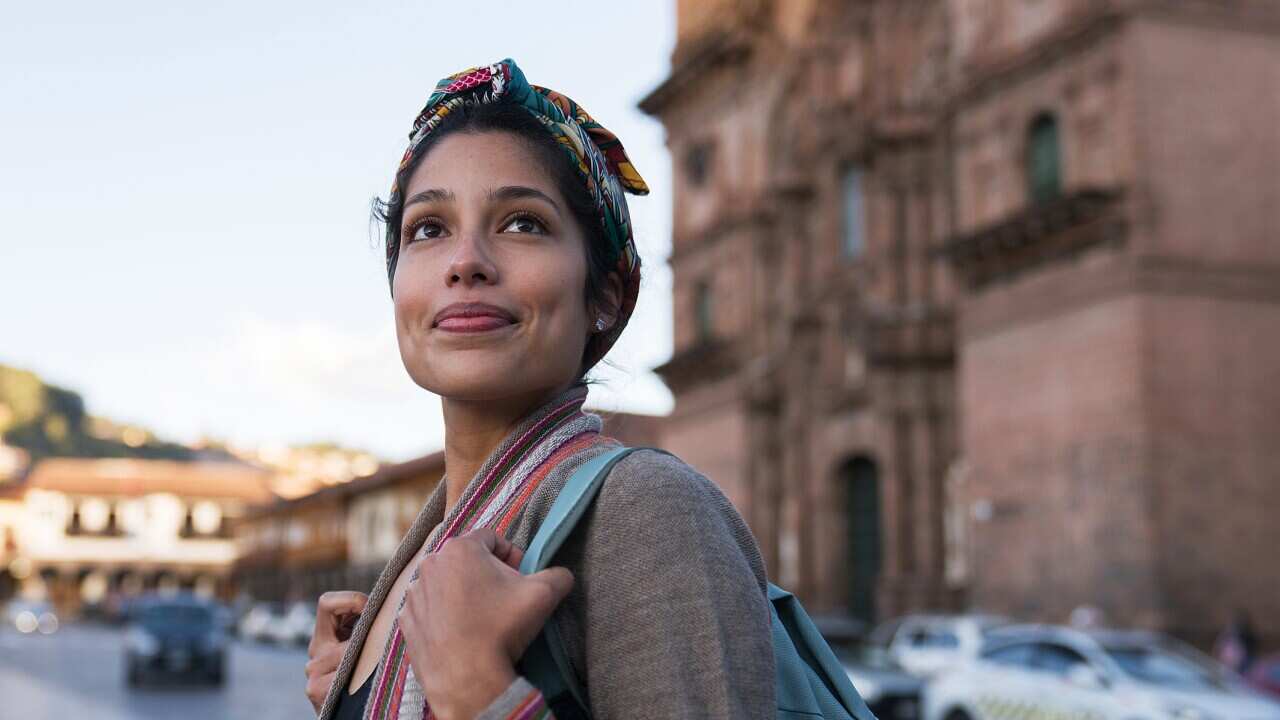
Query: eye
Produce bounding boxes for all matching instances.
[500,212,548,235]
[405,218,446,243]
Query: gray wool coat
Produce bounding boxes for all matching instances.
[317,440,776,720]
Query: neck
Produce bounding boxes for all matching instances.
[439,383,574,517]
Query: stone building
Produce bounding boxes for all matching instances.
[234,452,444,603]
[641,0,1280,646]
[0,458,273,616]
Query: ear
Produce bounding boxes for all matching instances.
[591,271,626,332]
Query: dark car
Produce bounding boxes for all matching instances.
[835,642,923,720]
[124,594,227,687]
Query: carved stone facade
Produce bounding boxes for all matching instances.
[643,0,1280,646]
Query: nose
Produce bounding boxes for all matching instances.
[445,234,499,287]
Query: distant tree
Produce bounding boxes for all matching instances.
[0,363,196,462]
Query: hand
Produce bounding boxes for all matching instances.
[305,591,368,714]
[400,528,574,720]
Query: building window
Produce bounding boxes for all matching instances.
[694,279,714,341]
[840,457,882,623]
[685,142,714,188]
[1027,113,1062,204]
[841,166,866,259]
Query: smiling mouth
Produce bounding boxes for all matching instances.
[434,315,516,333]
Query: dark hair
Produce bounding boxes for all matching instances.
[373,102,618,379]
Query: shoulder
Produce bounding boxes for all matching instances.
[599,447,729,512]
[591,448,747,542]
[585,447,769,593]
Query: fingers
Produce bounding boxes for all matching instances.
[457,528,524,570]
[312,591,368,646]
[318,591,369,620]
[525,567,575,612]
[304,639,347,677]
[304,639,348,711]
[305,670,336,714]
[497,539,524,569]
[464,527,499,550]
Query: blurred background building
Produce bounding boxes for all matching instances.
[0,457,273,617]
[234,452,444,604]
[642,0,1280,649]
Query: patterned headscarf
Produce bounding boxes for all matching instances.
[386,58,649,368]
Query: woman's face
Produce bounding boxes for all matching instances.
[392,131,594,403]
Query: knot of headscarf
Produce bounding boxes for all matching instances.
[386,58,649,368]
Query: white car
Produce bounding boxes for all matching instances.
[265,601,315,647]
[924,625,1280,720]
[872,614,1011,678]
[237,602,284,643]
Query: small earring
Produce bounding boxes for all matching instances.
[595,317,608,332]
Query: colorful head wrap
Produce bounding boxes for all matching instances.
[386,58,649,368]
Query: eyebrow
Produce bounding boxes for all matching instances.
[487,185,561,214]
[403,185,562,217]
[403,188,455,208]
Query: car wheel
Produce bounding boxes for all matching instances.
[945,711,973,720]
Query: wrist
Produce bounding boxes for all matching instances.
[426,655,516,720]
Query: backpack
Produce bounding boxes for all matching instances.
[516,447,878,720]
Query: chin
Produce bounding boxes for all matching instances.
[410,357,552,403]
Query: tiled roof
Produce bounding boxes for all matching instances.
[242,450,445,519]
[20,458,275,502]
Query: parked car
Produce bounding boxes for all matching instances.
[1248,654,1280,699]
[264,601,315,647]
[3,598,59,635]
[124,593,227,687]
[871,614,1011,678]
[836,642,923,720]
[924,625,1280,720]
[237,601,284,643]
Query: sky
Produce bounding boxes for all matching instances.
[0,1,677,462]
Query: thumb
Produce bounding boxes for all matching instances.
[525,567,575,611]
[314,591,369,644]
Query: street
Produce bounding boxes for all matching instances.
[0,623,316,719]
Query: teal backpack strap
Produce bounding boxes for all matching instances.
[516,446,664,717]
[768,584,877,720]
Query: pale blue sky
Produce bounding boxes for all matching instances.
[0,1,676,461]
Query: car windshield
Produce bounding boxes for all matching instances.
[1102,641,1227,691]
[137,604,213,632]
[977,619,1012,636]
[868,619,904,647]
[836,644,903,671]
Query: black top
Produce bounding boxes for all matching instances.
[331,671,372,720]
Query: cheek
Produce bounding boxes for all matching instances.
[392,266,436,337]
[392,248,439,306]
[528,262,588,335]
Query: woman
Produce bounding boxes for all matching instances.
[304,59,774,720]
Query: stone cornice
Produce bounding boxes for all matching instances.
[946,6,1127,110]
[639,29,754,117]
[941,187,1127,290]
[653,337,744,395]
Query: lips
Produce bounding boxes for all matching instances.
[432,302,518,333]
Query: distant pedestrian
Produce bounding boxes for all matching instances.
[1215,609,1259,673]
[1069,604,1105,630]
